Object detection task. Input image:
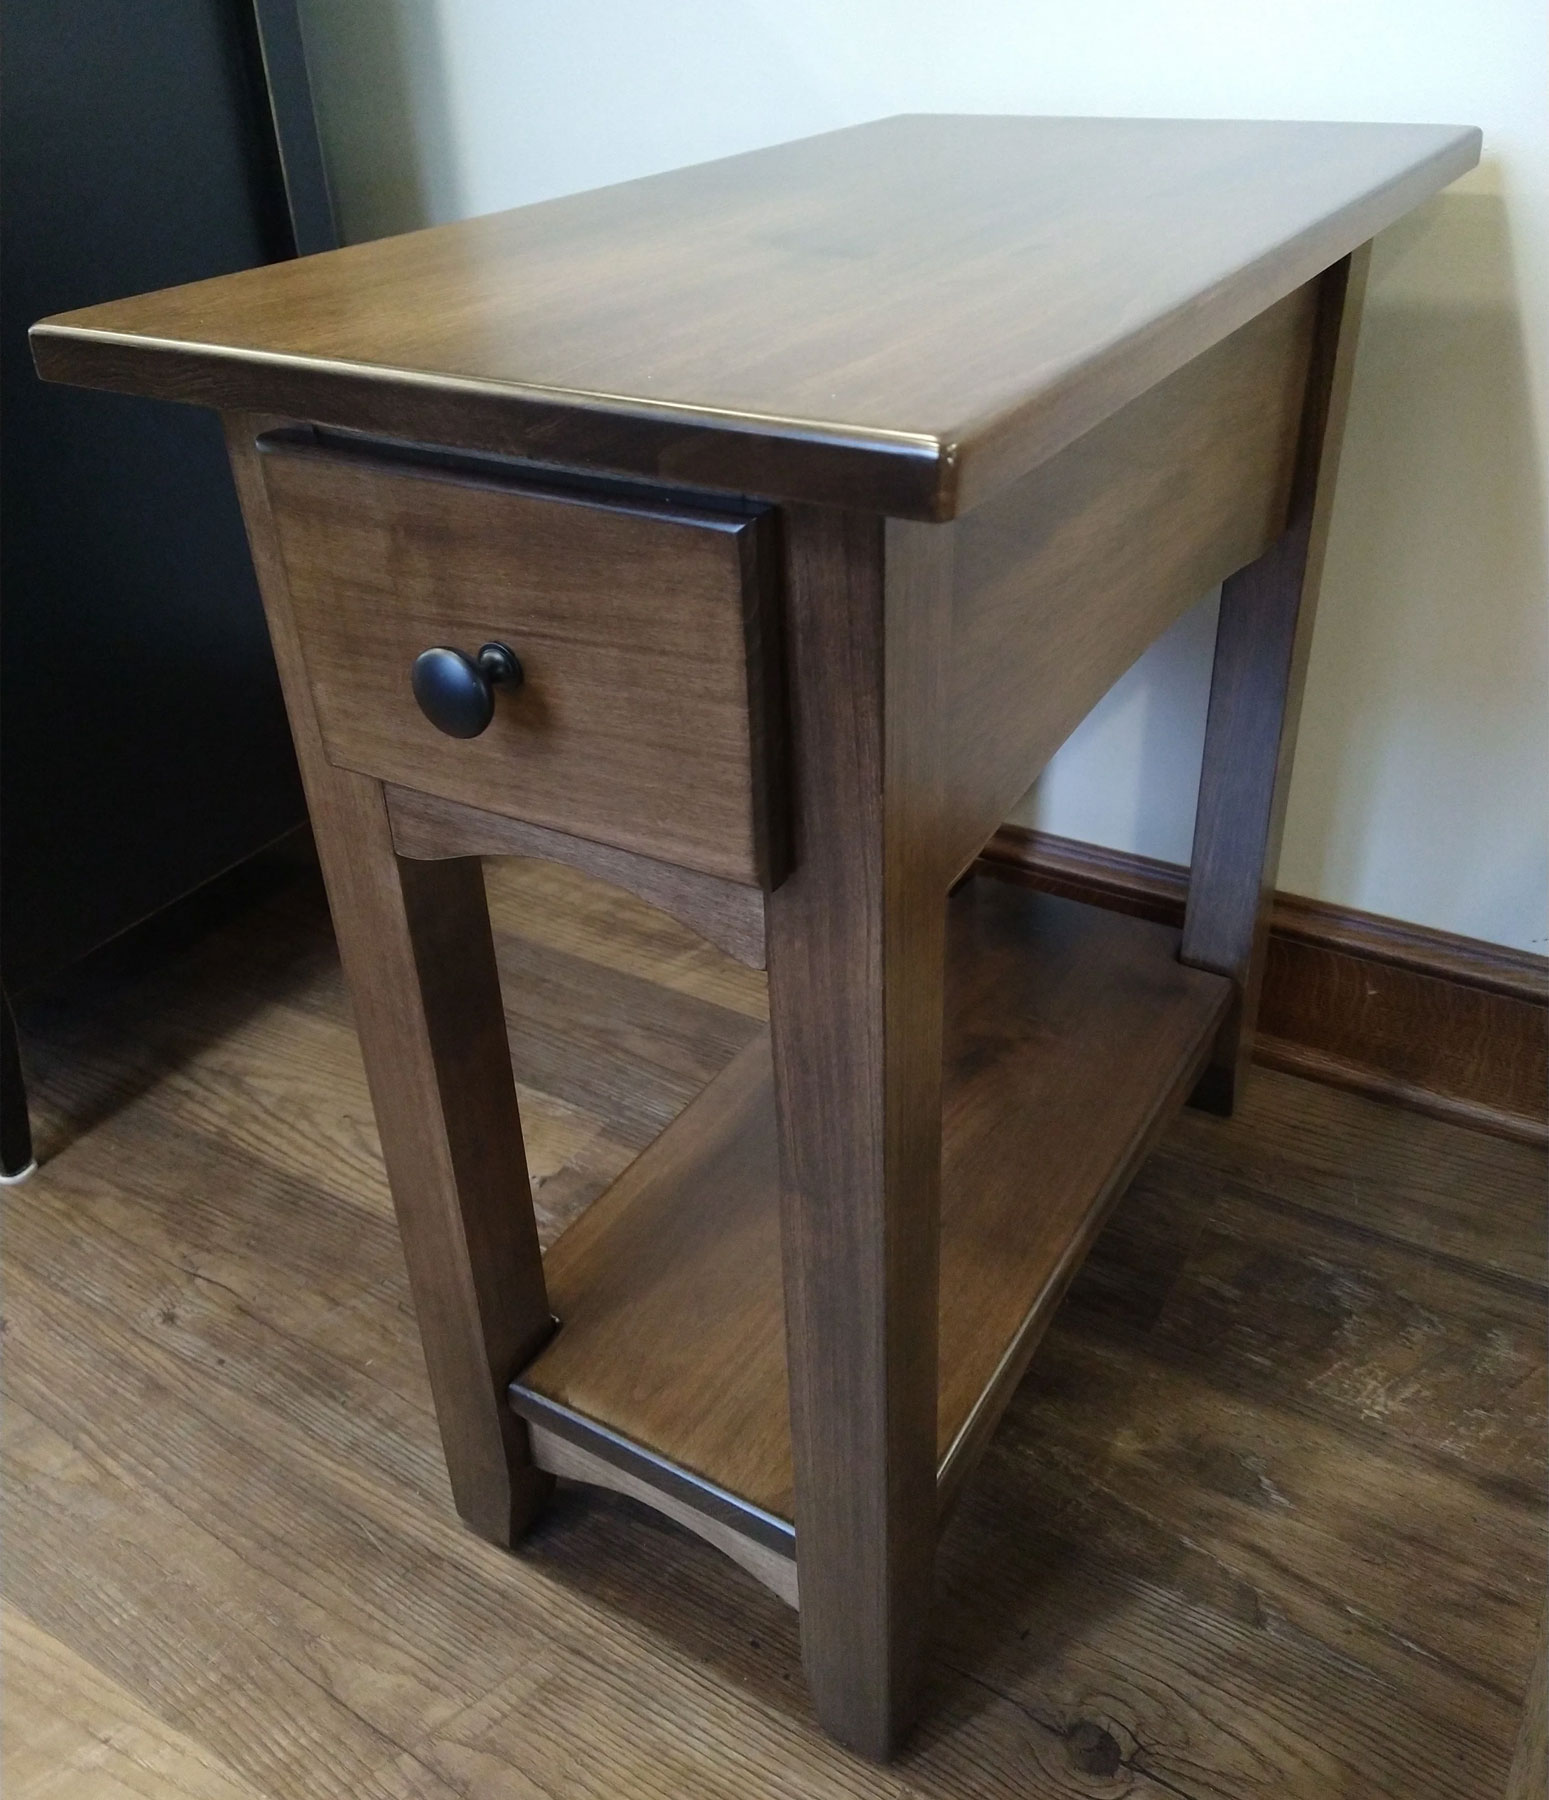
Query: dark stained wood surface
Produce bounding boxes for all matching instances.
[513,883,1229,1536]
[524,1417,800,1607]
[5,851,1543,1797]
[1182,251,1369,1110]
[387,785,769,967]
[32,116,1478,517]
[15,105,1502,1775]
[934,886,1230,1506]
[513,1034,791,1541]
[258,433,784,886]
[227,420,553,1546]
[944,280,1315,874]
[763,504,953,1752]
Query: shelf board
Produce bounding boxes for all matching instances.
[510,879,1230,1585]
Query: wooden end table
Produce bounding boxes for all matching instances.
[33,114,1479,1758]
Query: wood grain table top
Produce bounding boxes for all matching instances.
[32,114,1478,516]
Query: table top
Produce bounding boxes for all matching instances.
[33,114,1477,518]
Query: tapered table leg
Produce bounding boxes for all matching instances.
[226,418,552,1545]
[766,505,953,1758]
[1183,248,1371,1111]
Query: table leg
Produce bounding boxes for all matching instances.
[226,418,552,1546]
[766,505,952,1758]
[1182,247,1371,1111]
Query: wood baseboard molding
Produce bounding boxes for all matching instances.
[977,824,1548,1147]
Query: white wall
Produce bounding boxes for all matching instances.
[297,0,1549,952]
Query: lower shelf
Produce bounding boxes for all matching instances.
[510,878,1230,1602]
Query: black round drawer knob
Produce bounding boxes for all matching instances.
[411,642,523,739]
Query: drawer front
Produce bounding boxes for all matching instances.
[260,439,783,886]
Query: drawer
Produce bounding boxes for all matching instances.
[259,437,784,886]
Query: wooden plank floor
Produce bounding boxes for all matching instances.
[4,849,1544,1798]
